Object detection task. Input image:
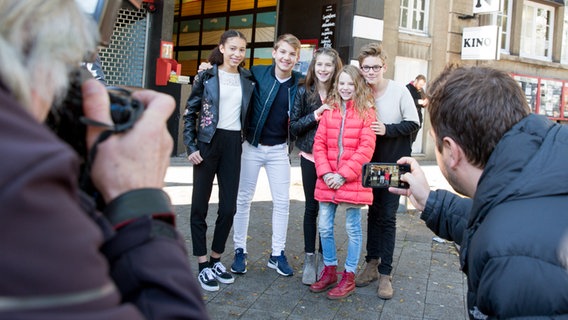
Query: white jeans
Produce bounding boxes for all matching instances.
[233,141,290,256]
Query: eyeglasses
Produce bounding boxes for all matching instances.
[361,65,383,72]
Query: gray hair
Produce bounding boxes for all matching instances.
[0,0,98,111]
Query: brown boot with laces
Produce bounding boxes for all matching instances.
[355,258,379,287]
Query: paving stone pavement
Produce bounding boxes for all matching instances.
[164,154,468,320]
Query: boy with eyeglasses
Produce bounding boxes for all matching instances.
[355,42,419,300]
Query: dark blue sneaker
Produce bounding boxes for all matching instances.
[267,250,294,276]
[231,248,247,274]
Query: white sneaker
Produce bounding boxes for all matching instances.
[211,262,235,284]
[198,267,219,291]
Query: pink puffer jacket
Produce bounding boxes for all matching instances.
[313,100,376,205]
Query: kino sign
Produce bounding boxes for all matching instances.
[461,25,500,60]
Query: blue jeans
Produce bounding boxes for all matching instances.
[318,202,362,273]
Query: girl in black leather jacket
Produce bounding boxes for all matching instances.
[183,30,255,292]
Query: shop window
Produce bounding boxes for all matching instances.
[177,50,200,76]
[514,75,539,113]
[255,11,277,42]
[178,1,201,17]
[258,0,277,8]
[564,83,568,118]
[229,14,253,41]
[521,1,554,61]
[174,0,276,77]
[175,20,200,46]
[202,17,227,45]
[513,73,568,121]
[399,0,429,34]
[231,0,255,11]
[253,47,274,66]
[540,79,563,118]
[204,0,228,14]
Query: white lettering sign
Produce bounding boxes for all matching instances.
[461,26,501,60]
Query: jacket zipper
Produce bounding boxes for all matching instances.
[336,103,346,166]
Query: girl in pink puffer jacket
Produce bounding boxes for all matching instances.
[309,64,376,300]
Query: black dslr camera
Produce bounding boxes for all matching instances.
[49,68,144,162]
[47,67,145,205]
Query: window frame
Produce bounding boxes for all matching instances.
[520,1,555,61]
[488,0,512,54]
[399,0,430,35]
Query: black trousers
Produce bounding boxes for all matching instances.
[190,129,241,257]
[300,156,322,254]
[366,187,400,275]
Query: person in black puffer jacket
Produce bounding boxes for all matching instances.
[390,65,568,319]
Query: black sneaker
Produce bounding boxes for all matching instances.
[267,250,294,276]
[211,262,235,284]
[231,248,247,274]
[198,267,219,291]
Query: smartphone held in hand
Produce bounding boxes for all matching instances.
[362,162,410,189]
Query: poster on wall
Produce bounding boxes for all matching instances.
[294,40,318,76]
[513,75,539,114]
[320,4,336,48]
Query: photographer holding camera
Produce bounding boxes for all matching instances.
[0,1,208,319]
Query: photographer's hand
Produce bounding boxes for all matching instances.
[82,79,174,203]
[388,157,430,211]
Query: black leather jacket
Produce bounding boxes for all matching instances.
[289,85,322,153]
[183,65,255,155]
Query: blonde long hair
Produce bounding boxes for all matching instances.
[326,65,375,120]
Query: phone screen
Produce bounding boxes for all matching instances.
[362,162,410,189]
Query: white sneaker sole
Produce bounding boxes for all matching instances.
[267,261,293,277]
[199,281,219,292]
[215,275,235,284]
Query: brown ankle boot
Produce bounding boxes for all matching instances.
[377,274,393,300]
[327,271,355,300]
[309,265,338,293]
[355,258,379,287]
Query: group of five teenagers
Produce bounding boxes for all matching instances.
[309,64,377,299]
[355,42,420,299]
[183,30,255,291]
[290,47,343,285]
